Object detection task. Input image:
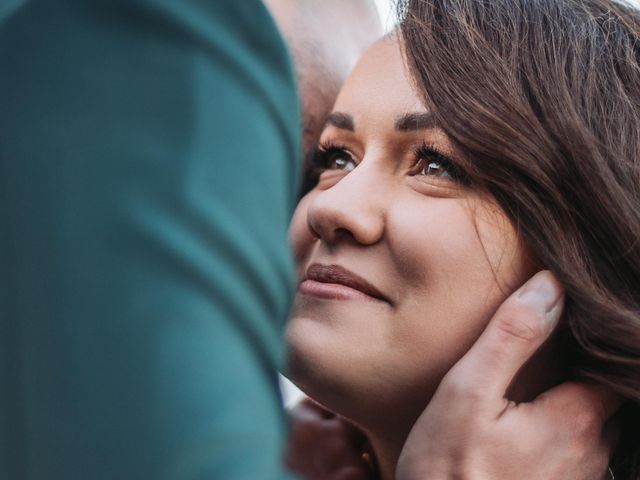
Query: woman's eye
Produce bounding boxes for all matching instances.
[328,154,356,171]
[420,160,451,178]
[411,145,468,183]
[312,145,357,172]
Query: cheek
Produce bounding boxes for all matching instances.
[390,197,531,302]
[474,201,535,289]
[388,198,500,291]
[384,198,534,390]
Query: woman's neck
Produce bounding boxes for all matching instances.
[360,337,566,480]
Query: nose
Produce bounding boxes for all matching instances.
[306,166,386,246]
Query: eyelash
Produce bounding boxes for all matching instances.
[311,140,469,184]
[412,143,469,184]
[310,142,354,170]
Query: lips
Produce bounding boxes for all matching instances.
[302,263,389,303]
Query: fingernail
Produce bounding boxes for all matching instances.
[517,271,565,327]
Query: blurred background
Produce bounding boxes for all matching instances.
[374,0,399,32]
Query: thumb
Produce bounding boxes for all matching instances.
[443,270,565,402]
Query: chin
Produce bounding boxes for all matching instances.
[284,315,355,412]
[284,314,437,433]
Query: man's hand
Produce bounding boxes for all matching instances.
[285,398,375,480]
[397,270,620,480]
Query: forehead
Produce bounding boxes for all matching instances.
[332,36,427,124]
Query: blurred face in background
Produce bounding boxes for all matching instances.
[265,0,383,193]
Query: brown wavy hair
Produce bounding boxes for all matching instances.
[397,0,640,477]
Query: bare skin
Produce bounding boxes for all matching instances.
[286,36,541,478]
[396,271,619,480]
[288,273,618,480]
[285,399,375,480]
[265,5,618,480]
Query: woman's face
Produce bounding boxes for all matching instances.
[286,37,535,429]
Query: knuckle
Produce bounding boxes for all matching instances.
[439,367,485,402]
[595,446,612,473]
[494,302,546,343]
[572,410,599,442]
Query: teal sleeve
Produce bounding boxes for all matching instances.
[0,1,300,479]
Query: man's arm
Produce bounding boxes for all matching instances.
[0,1,299,478]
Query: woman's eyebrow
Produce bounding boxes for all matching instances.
[325,112,354,131]
[394,112,438,131]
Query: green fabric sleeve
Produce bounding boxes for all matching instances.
[0,1,300,478]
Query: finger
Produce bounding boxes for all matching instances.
[593,413,621,480]
[535,381,623,424]
[590,410,621,480]
[445,270,565,401]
